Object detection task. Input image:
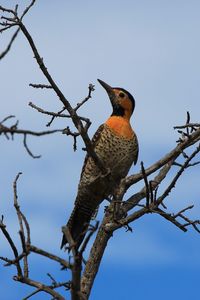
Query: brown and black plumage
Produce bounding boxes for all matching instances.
[61,79,139,250]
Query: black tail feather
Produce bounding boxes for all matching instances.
[61,205,92,250]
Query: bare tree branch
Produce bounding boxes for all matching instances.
[29,83,53,89]
[14,277,65,300]
[174,123,200,129]
[81,140,200,298]
[23,134,41,158]
[6,9,106,174]
[13,172,29,277]
[0,28,20,59]
[0,172,72,299]
[141,161,150,207]
[29,102,91,128]
[29,245,71,269]
[0,1,36,59]
[74,84,95,112]
[0,116,63,158]
[0,217,23,276]
[155,143,200,206]
[0,119,62,137]
[81,215,112,299]
[1,3,200,300]
[125,126,200,189]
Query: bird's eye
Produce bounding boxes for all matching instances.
[119,92,125,98]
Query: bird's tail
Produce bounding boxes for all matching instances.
[60,203,93,250]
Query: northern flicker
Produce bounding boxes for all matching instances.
[61,79,138,250]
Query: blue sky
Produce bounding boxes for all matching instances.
[1,1,200,299]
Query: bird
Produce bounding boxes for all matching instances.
[61,79,139,250]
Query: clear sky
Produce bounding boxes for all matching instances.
[1,1,200,299]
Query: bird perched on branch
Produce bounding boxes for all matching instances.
[61,79,138,250]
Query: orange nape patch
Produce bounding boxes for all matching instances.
[105,116,134,139]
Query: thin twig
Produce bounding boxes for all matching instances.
[156,144,200,206]
[174,123,200,129]
[61,226,77,257]
[74,84,95,111]
[14,276,65,300]
[0,122,63,136]
[0,115,15,123]
[0,28,20,59]
[154,208,187,232]
[63,127,80,151]
[29,102,91,129]
[124,161,174,212]
[0,219,22,276]
[23,134,41,158]
[13,172,29,277]
[0,1,36,59]
[29,245,71,269]
[29,83,52,89]
[141,161,150,208]
[22,288,41,300]
[79,221,99,256]
[0,117,63,158]
[173,205,194,218]
[125,127,200,189]
[30,102,65,117]
[47,107,66,127]
[16,17,107,174]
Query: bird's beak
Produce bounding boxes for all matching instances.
[97,79,115,104]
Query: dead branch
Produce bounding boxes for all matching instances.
[13,172,29,277]
[63,127,80,151]
[79,222,99,256]
[0,27,20,59]
[29,245,71,269]
[29,83,53,89]
[155,143,200,207]
[174,112,200,132]
[0,115,63,157]
[28,103,91,128]
[61,226,88,300]
[81,216,113,299]
[0,5,107,175]
[1,3,200,300]
[152,208,187,232]
[0,217,23,277]
[125,126,200,189]
[23,134,41,158]
[0,117,62,137]
[141,161,150,207]
[30,84,94,130]
[0,1,36,59]
[61,220,99,299]
[14,277,65,300]
[81,139,200,298]
[0,173,72,299]
[29,102,71,125]
[174,123,200,129]
[124,161,173,212]
[74,84,95,112]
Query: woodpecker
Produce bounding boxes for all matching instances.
[61,79,138,250]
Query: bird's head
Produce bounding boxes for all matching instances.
[98,79,135,120]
